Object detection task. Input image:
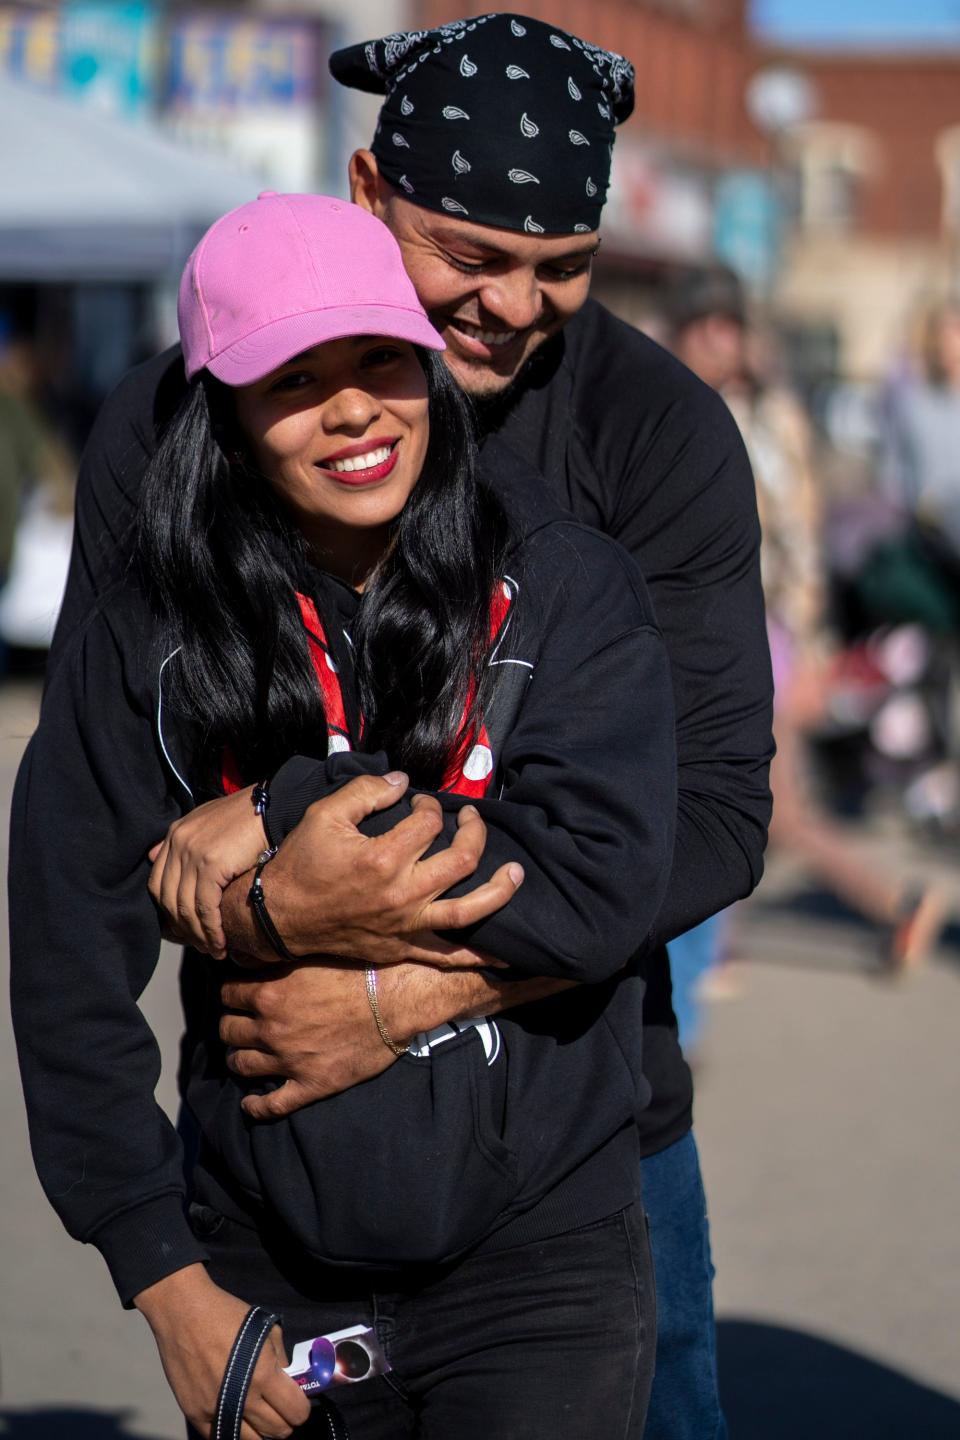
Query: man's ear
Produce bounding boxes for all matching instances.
[349,150,385,216]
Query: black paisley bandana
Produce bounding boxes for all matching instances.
[329,13,635,236]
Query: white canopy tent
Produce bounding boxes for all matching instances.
[0,75,264,280]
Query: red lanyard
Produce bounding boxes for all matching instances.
[223,584,512,801]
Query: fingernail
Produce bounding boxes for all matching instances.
[384,771,407,786]
[508,863,524,886]
[462,804,478,817]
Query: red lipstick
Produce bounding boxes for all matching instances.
[315,437,400,486]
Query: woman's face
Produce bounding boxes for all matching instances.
[234,335,430,581]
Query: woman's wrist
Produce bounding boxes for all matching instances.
[134,1262,213,1330]
[248,849,298,962]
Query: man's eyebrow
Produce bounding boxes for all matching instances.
[545,238,602,262]
[428,225,602,260]
[425,227,507,255]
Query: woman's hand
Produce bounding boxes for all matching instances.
[148,786,267,959]
[135,1264,311,1440]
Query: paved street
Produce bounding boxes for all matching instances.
[1,680,957,1439]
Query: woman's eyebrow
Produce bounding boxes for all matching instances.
[276,348,319,366]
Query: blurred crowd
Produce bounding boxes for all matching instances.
[4,264,960,806]
[655,271,959,1052]
[1,229,957,1052]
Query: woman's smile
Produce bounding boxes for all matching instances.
[316,436,401,485]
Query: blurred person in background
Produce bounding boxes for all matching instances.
[0,354,39,591]
[45,18,776,1438]
[868,296,960,832]
[881,297,960,555]
[669,266,945,973]
[0,323,74,661]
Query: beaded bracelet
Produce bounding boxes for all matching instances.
[251,779,275,850]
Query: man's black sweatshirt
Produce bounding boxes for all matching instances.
[45,297,774,1165]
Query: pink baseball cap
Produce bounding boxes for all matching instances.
[178,191,444,386]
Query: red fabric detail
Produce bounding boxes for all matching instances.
[297,593,353,752]
[220,586,511,799]
[439,583,512,797]
[221,750,244,796]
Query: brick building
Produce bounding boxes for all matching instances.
[772,48,960,378]
[415,0,764,162]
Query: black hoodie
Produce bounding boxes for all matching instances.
[11,449,676,1305]
[45,299,774,1167]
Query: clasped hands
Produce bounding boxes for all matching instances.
[147,771,524,1118]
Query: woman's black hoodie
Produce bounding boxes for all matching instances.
[10,445,676,1306]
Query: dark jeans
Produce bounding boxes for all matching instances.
[642,1133,727,1440]
[187,1200,655,1439]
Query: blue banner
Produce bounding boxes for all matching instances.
[60,1,157,116]
[166,15,322,111]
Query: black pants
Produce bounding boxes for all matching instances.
[187,1200,656,1439]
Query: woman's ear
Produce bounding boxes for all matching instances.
[349,149,387,217]
[211,420,245,469]
[209,383,247,469]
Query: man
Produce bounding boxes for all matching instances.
[51,18,772,1438]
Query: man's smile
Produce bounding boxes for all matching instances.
[449,320,519,349]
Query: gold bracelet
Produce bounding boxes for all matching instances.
[364,966,408,1058]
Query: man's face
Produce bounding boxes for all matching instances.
[351,161,599,397]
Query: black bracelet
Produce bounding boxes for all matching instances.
[248,848,297,962]
[252,779,276,851]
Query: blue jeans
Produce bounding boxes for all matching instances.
[667,914,726,1054]
[642,1133,727,1439]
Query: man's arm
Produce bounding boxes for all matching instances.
[214,528,676,1116]
[221,545,675,987]
[219,960,570,1120]
[602,357,774,947]
[214,776,525,968]
[150,768,522,964]
[198,779,572,1121]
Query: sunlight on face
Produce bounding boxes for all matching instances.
[380,198,598,397]
[234,336,430,587]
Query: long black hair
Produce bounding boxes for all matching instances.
[135,349,510,791]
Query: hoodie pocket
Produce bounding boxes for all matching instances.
[245,1026,519,1267]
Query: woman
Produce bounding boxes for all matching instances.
[11,194,676,1439]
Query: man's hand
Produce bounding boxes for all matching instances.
[135,1264,310,1439]
[220,773,523,968]
[220,960,572,1120]
[148,785,267,959]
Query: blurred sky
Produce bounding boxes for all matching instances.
[754,0,960,46]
